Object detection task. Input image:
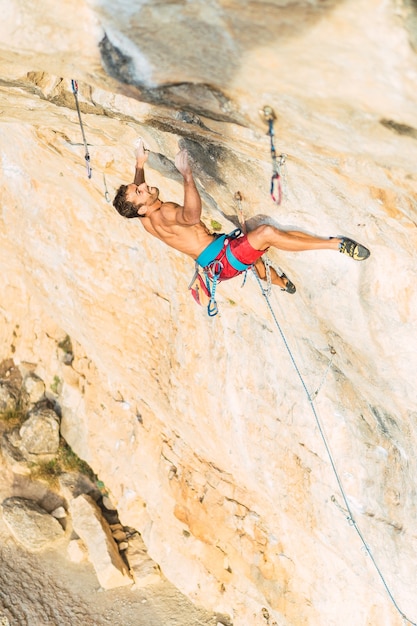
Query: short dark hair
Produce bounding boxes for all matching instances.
[113,185,142,219]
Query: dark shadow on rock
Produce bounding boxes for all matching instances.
[370,406,400,438]
[99,34,246,125]
[178,137,229,184]
[147,149,222,213]
[222,212,320,234]
[147,135,251,188]
[98,0,347,124]
[380,118,417,140]
[403,0,417,51]
[148,151,181,181]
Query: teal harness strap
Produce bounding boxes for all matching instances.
[194,228,252,317]
[196,234,227,267]
[196,229,243,269]
[225,244,252,272]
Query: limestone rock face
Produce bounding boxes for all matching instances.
[67,538,88,564]
[69,494,132,589]
[0,383,18,414]
[19,407,60,456]
[1,1,417,625]
[22,374,46,406]
[125,533,162,588]
[58,472,100,502]
[1,497,65,551]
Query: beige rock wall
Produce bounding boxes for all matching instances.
[1,1,417,624]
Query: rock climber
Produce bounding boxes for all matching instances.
[113,139,370,295]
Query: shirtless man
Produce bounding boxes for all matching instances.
[113,140,370,293]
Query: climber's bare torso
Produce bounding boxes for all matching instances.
[124,184,215,259]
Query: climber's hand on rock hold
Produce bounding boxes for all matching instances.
[175,149,192,180]
[134,138,149,167]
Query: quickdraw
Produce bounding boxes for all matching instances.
[206,260,223,317]
[261,105,286,205]
[234,190,287,294]
[270,153,286,205]
[103,173,111,202]
[71,79,92,179]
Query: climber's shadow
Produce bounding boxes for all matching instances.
[223,213,320,238]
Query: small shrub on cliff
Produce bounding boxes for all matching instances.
[31,459,61,484]
[50,376,62,395]
[58,441,95,480]
[0,388,26,426]
[210,219,223,231]
[31,439,95,486]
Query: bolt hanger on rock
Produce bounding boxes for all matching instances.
[103,173,111,202]
[71,79,92,179]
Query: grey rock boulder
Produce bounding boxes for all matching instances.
[0,382,18,414]
[19,407,60,456]
[1,497,64,551]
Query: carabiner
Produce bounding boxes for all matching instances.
[85,154,92,179]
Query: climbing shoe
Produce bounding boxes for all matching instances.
[338,237,370,261]
[280,274,296,294]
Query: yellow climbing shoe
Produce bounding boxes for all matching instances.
[339,237,370,261]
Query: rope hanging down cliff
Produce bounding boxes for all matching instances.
[250,108,416,622]
[253,271,416,626]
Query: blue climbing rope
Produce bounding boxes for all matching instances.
[252,268,416,626]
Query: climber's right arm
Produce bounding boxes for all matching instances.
[133,138,149,185]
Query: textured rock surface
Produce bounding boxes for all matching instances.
[126,533,163,588]
[22,373,46,406]
[19,407,60,456]
[1,497,64,551]
[0,383,18,414]
[69,494,132,589]
[1,1,417,625]
[0,451,222,626]
[67,538,88,564]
